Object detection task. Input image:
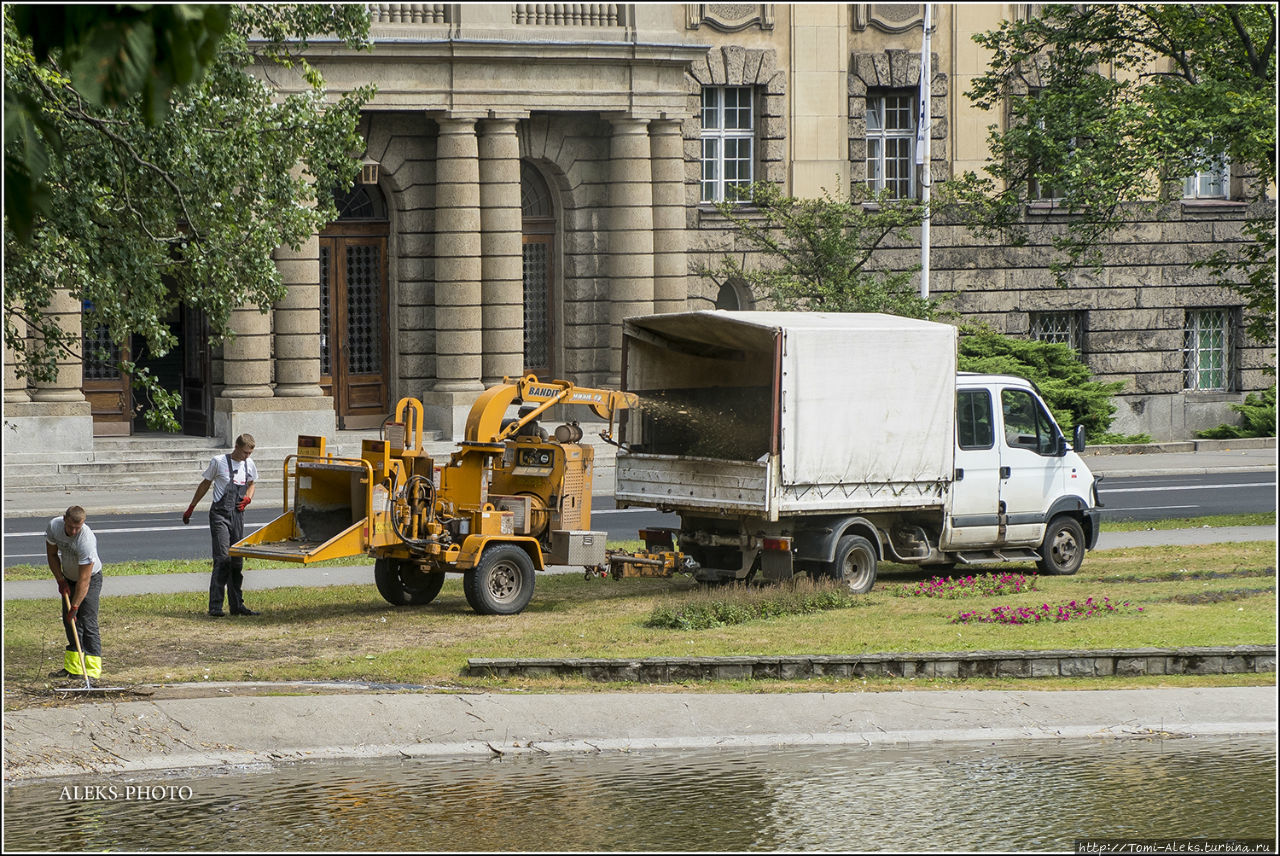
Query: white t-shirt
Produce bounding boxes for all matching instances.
[45,517,103,580]
[202,454,258,502]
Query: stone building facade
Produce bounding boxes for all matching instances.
[3,3,1271,453]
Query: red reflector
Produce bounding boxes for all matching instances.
[762,537,791,551]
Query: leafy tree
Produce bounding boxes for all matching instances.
[4,4,233,242]
[957,327,1146,443]
[4,5,374,430]
[699,181,945,319]
[954,4,1275,346]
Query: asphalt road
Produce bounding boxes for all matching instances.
[3,472,1274,569]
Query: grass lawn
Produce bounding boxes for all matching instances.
[4,541,1273,702]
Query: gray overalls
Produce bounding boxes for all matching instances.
[209,454,249,613]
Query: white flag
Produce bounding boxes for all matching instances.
[915,5,932,166]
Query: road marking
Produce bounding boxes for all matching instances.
[3,523,268,539]
[1102,482,1275,493]
[1100,505,1198,512]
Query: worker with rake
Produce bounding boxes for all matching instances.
[45,505,104,686]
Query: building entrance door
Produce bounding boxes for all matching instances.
[320,223,390,428]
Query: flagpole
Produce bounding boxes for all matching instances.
[918,3,933,300]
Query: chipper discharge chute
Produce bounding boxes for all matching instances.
[230,377,638,615]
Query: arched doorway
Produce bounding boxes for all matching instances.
[320,184,390,428]
[521,162,555,376]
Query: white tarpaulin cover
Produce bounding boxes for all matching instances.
[623,311,956,500]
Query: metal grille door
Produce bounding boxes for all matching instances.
[522,236,552,374]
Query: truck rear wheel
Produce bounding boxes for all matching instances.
[465,545,536,615]
[828,535,877,594]
[374,558,446,606]
[1037,516,1085,576]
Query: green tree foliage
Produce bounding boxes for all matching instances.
[4,5,374,430]
[957,327,1140,442]
[699,181,944,319]
[4,4,233,241]
[1196,385,1277,439]
[954,4,1275,346]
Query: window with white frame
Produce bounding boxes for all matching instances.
[865,92,916,199]
[1030,310,1085,352]
[1183,154,1230,199]
[700,86,754,203]
[1183,308,1233,391]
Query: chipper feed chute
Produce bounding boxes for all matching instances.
[229,436,379,564]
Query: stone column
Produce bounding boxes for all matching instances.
[234,235,337,440]
[4,311,30,404]
[606,116,657,385]
[273,236,325,398]
[649,118,689,314]
[478,118,525,384]
[7,288,94,456]
[423,117,484,439]
[219,306,273,399]
[31,288,87,403]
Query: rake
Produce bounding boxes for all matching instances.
[52,591,126,696]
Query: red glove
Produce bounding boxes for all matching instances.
[57,579,70,597]
[183,504,195,525]
[236,496,251,512]
[67,605,78,624]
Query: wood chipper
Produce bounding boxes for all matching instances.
[229,375,637,615]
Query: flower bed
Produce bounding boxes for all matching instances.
[894,573,1038,599]
[952,597,1144,625]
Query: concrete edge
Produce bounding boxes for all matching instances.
[10,721,1277,784]
[5,686,1277,785]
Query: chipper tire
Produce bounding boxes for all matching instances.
[464,545,536,615]
[374,558,446,606]
[826,534,878,594]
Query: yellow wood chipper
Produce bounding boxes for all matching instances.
[229,375,638,615]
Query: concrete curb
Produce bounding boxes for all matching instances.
[3,686,1275,784]
[467,645,1277,682]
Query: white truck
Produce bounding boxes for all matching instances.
[613,311,1102,592]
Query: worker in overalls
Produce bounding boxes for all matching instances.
[183,434,259,617]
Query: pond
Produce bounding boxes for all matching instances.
[4,735,1274,851]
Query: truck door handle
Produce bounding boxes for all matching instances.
[955,468,964,481]
[1000,466,1011,478]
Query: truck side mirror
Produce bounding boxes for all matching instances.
[1073,424,1086,453]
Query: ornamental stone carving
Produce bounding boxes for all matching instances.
[686,4,774,31]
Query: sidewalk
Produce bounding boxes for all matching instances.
[3,444,1276,519]
[3,524,1273,601]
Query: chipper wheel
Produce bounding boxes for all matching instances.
[464,545,536,615]
[374,558,446,606]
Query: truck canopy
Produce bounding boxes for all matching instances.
[620,311,958,514]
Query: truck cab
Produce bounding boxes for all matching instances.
[943,373,1101,574]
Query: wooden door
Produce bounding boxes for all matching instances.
[181,305,213,436]
[82,323,131,436]
[320,225,389,428]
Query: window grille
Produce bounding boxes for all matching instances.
[1183,155,1230,200]
[1030,311,1084,352]
[1183,309,1232,391]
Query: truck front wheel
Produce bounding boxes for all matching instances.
[1037,516,1085,576]
[465,545,536,615]
[827,535,877,594]
[374,558,446,606]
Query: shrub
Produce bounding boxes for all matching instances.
[645,577,868,630]
[1197,385,1277,439]
[957,326,1147,443]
